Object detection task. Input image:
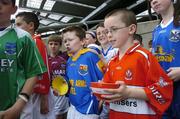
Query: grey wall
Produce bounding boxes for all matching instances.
[137,20,159,49]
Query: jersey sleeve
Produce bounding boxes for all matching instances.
[33,36,50,94]
[88,52,104,83]
[20,36,47,80]
[144,53,173,115]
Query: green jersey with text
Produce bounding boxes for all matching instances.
[0,26,47,110]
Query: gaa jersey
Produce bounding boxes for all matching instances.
[66,48,104,114]
[102,45,118,63]
[0,26,47,110]
[48,55,66,82]
[33,35,50,94]
[152,19,180,72]
[103,44,173,119]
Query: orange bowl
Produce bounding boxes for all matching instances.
[90,82,120,99]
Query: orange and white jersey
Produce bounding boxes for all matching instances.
[103,44,173,119]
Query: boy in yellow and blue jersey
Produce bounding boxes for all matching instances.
[62,26,104,119]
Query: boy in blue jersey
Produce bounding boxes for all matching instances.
[0,0,47,119]
[150,0,180,118]
[62,26,104,119]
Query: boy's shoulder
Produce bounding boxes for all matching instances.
[71,48,99,61]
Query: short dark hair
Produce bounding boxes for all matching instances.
[62,26,85,40]
[133,34,143,44]
[48,35,62,46]
[16,12,39,31]
[105,9,137,26]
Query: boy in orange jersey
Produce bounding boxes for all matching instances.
[101,9,173,119]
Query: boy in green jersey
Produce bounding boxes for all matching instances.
[0,0,47,119]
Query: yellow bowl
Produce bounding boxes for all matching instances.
[52,76,68,95]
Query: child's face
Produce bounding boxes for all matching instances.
[84,33,96,47]
[149,0,172,14]
[48,41,61,55]
[104,15,131,49]
[0,0,17,27]
[15,16,33,33]
[63,31,84,54]
[96,26,109,46]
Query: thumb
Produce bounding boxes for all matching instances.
[115,81,125,85]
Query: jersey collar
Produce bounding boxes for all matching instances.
[0,24,15,37]
[113,43,140,61]
[126,43,141,54]
[70,48,91,61]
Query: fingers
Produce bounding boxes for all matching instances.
[101,94,124,103]
[103,88,117,94]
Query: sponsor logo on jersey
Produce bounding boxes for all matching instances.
[0,59,14,72]
[4,42,16,55]
[113,99,137,107]
[125,69,133,80]
[78,64,88,76]
[154,46,174,62]
[170,29,180,42]
[157,77,168,87]
[149,85,166,104]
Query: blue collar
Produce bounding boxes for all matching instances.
[102,46,112,56]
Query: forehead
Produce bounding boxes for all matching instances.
[96,26,105,31]
[104,15,125,27]
[63,31,75,37]
[63,31,79,39]
[48,41,59,43]
[15,16,25,23]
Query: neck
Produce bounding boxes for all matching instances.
[72,48,82,58]
[0,21,11,29]
[50,52,58,58]
[102,43,111,51]
[30,31,35,36]
[118,38,134,59]
[161,4,174,25]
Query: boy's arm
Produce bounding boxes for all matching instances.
[33,36,50,114]
[1,76,38,119]
[101,81,148,102]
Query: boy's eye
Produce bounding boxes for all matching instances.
[49,43,59,45]
[0,0,11,5]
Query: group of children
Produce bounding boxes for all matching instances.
[0,0,180,119]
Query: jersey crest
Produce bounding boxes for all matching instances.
[78,64,88,76]
[170,29,180,42]
[4,42,16,55]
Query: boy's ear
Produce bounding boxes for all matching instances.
[11,6,17,14]
[128,24,137,35]
[81,38,86,47]
[28,22,35,31]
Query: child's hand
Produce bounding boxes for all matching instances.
[167,67,180,82]
[101,81,130,102]
[1,107,20,119]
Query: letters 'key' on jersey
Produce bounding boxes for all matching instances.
[0,26,47,110]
